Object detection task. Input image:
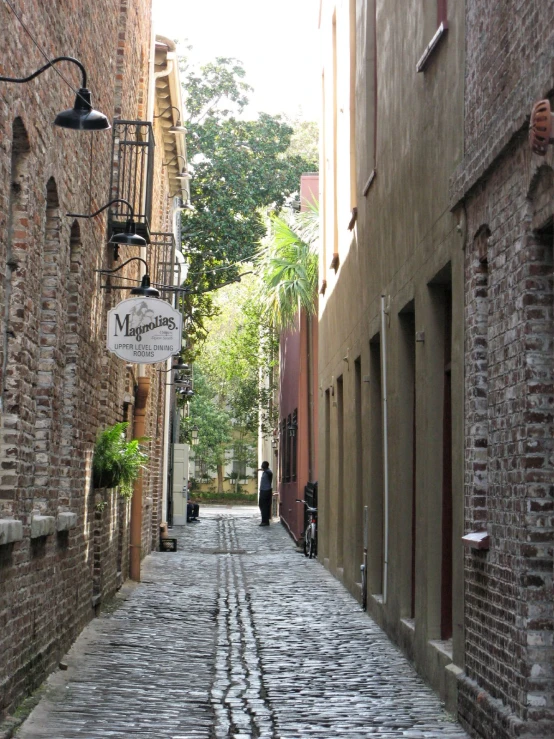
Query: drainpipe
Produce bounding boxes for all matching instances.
[380,294,389,604]
[306,311,314,482]
[130,376,150,581]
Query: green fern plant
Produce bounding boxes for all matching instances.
[92,422,149,499]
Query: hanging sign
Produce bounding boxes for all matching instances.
[107,297,183,364]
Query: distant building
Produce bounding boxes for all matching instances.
[278,174,319,541]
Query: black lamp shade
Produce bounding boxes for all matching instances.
[130,274,160,298]
[109,219,147,247]
[173,359,190,371]
[54,88,110,131]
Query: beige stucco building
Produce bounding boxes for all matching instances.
[318,0,465,710]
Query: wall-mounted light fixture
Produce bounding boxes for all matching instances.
[98,257,160,298]
[0,56,110,131]
[154,105,187,135]
[157,357,190,373]
[191,425,199,446]
[67,198,146,259]
[163,155,191,180]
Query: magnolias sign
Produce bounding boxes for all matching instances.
[107,297,183,364]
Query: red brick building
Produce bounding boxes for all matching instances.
[0,1,186,718]
[278,174,319,542]
[450,2,554,736]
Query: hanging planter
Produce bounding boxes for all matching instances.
[92,422,149,499]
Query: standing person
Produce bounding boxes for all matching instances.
[258,461,273,526]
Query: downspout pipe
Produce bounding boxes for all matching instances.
[130,376,150,582]
[306,311,314,482]
[380,294,389,604]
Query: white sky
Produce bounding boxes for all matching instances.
[152,0,321,121]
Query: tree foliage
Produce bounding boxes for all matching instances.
[183,369,231,480]
[178,56,318,360]
[185,274,278,490]
[256,204,319,330]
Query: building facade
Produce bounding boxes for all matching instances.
[319,1,553,737]
[0,2,186,718]
[319,0,466,716]
[278,174,319,541]
[449,1,554,736]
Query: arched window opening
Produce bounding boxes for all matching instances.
[59,221,83,510]
[0,118,30,513]
[34,177,62,511]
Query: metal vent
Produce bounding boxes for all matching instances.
[529,99,553,156]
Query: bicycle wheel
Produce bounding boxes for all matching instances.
[303,527,311,557]
[308,524,316,559]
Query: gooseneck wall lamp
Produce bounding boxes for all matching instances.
[154,106,187,134]
[0,56,110,131]
[157,357,190,373]
[98,257,160,299]
[67,198,147,259]
[163,155,191,180]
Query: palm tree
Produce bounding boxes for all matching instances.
[257,204,319,329]
[256,203,319,483]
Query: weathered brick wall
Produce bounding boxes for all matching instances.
[451,1,554,736]
[93,489,125,603]
[0,0,171,719]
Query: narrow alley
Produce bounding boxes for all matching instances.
[16,510,469,739]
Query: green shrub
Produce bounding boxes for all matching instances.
[92,422,148,499]
[190,491,257,505]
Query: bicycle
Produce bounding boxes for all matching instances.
[296,498,317,559]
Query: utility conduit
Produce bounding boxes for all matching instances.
[380,295,389,604]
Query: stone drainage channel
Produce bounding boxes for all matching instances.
[14,509,469,739]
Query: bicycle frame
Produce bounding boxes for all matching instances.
[296,499,317,559]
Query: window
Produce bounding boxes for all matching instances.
[232,460,247,480]
[285,414,292,482]
[416,0,448,73]
[279,418,287,483]
[362,0,377,196]
[291,409,298,482]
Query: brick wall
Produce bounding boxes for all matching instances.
[0,0,170,718]
[451,1,554,736]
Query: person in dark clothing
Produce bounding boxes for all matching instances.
[187,501,199,522]
[258,460,273,526]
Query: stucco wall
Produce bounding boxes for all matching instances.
[319,0,465,711]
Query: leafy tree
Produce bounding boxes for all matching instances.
[187,274,278,492]
[182,369,231,491]
[200,274,278,436]
[178,55,317,360]
[284,117,319,170]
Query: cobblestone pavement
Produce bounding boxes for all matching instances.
[16,508,469,739]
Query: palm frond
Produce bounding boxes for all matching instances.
[256,204,319,330]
